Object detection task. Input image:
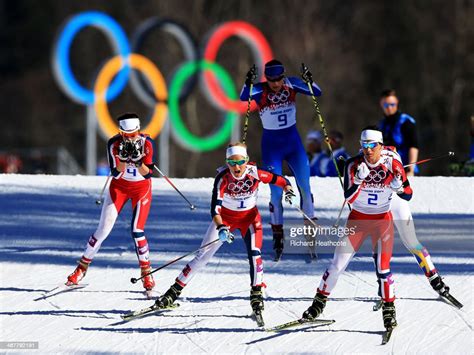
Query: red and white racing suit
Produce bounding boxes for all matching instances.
[80,133,155,269]
[317,148,413,302]
[176,163,290,288]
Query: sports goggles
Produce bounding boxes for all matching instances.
[361,141,379,149]
[226,158,248,166]
[382,102,397,108]
[120,131,139,139]
[266,75,284,82]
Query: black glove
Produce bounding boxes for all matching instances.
[117,142,130,162]
[301,64,313,83]
[130,140,145,163]
[284,188,297,205]
[245,64,257,86]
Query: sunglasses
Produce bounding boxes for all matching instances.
[120,131,139,139]
[226,158,248,166]
[361,142,379,149]
[382,102,397,109]
[266,75,284,82]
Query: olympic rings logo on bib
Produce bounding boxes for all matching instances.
[365,170,388,184]
[52,11,274,152]
[228,179,254,193]
[268,89,290,104]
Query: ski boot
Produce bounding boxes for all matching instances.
[140,265,156,291]
[382,301,397,329]
[250,286,264,312]
[250,286,265,326]
[302,292,327,320]
[66,258,90,286]
[429,272,449,294]
[155,282,183,308]
[271,224,284,261]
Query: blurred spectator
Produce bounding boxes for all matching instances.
[30,150,49,174]
[306,130,325,177]
[96,158,110,176]
[378,89,419,175]
[0,154,23,173]
[320,130,350,177]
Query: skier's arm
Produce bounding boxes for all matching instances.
[136,137,154,178]
[391,159,413,201]
[210,170,227,220]
[344,157,364,203]
[287,77,322,97]
[239,82,263,103]
[257,169,291,190]
[107,136,124,178]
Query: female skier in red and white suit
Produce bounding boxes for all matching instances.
[67,113,156,294]
[153,142,296,316]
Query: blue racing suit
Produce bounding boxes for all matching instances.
[240,77,322,224]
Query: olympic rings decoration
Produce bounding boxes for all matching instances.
[169,61,238,152]
[94,54,168,138]
[52,11,274,152]
[202,21,273,113]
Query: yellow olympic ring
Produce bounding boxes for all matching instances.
[94,53,168,138]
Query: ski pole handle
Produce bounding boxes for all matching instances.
[131,238,221,283]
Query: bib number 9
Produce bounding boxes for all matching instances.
[277,114,288,127]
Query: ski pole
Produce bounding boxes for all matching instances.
[301,63,344,190]
[242,64,256,144]
[95,175,111,205]
[404,151,455,168]
[332,151,456,227]
[154,164,196,210]
[131,238,225,283]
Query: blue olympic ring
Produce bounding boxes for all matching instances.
[53,11,131,104]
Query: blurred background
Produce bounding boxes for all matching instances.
[0,0,473,177]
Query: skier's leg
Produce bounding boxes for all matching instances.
[286,138,315,220]
[391,197,445,291]
[131,182,154,290]
[67,185,126,285]
[157,222,223,307]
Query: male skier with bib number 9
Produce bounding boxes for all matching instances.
[240,59,322,261]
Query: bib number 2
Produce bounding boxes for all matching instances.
[368,193,378,205]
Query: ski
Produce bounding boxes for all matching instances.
[439,291,463,309]
[265,318,335,332]
[121,303,180,322]
[373,299,383,311]
[34,283,88,301]
[252,310,265,327]
[381,327,395,345]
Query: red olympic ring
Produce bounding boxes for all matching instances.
[203,21,273,113]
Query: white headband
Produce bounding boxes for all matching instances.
[360,129,383,144]
[119,118,140,133]
[226,146,248,159]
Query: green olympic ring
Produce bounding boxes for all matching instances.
[168,60,239,152]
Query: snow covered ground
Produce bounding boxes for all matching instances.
[0,174,472,354]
